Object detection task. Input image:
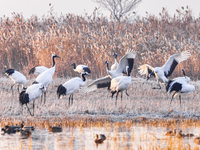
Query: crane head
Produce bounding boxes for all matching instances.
[113,53,117,58]
[52,54,60,58]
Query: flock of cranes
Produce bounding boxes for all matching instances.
[4,50,195,116]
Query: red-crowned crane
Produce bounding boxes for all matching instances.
[5,69,27,94]
[57,72,88,107]
[85,49,136,94]
[110,54,135,105]
[165,68,195,106]
[138,51,191,89]
[19,83,46,116]
[32,54,60,104]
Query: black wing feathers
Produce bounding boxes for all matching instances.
[29,67,36,74]
[164,59,178,78]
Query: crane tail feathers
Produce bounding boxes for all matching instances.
[57,85,66,98]
[19,91,29,105]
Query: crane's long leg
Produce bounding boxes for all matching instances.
[41,93,43,104]
[17,85,19,93]
[111,91,116,98]
[68,95,71,107]
[121,91,123,101]
[33,100,35,116]
[179,95,181,106]
[152,80,161,89]
[71,94,73,106]
[170,97,174,105]
[152,84,161,89]
[11,84,15,95]
[170,92,178,104]
[21,104,23,115]
[26,103,33,116]
[125,89,129,96]
[115,92,119,106]
[44,91,46,104]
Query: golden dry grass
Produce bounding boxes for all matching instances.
[0,8,198,80]
[0,77,199,118]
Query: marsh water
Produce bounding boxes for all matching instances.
[1,122,200,150]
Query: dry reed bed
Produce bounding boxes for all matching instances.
[1,116,200,129]
[0,7,199,80]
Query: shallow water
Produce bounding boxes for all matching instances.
[1,123,200,150]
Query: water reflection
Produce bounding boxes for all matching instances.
[0,124,200,150]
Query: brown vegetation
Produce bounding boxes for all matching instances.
[0,7,199,80]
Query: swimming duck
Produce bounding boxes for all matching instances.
[165,129,176,136]
[20,129,31,139]
[20,122,35,131]
[94,134,106,144]
[183,133,194,137]
[175,130,184,138]
[48,126,62,133]
[194,137,200,144]
[1,125,20,134]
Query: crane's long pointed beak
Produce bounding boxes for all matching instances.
[182,68,186,76]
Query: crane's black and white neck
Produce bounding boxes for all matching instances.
[81,72,87,81]
[111,53,119,71]
[52,54,60,67]
[72,63,76,70]
[105,61,109,71]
